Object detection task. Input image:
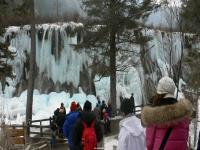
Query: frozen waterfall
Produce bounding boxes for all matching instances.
[3,23,186,107]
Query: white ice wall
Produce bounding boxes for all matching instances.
[5,22,89,89]
[3,23,185,107]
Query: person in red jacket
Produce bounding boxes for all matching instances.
[141,76,192,150]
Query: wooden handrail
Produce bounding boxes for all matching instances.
[30,118,53,123]
[135,105,144,108]
[30,131,51,136]
[1,124,26,128]
[29,125,50,128]
[27,106,144,138]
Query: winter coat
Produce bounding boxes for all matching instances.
[141,98,192,150]
[51,122,57,131]
[117,115,146,150]
[94,106,101,121]
[107,105,112,118]
[63,111,80,148]
[103,112,109,123]
[57,110,66,124]
[59,107,66,115]
[100,103,107,120]
[73,111,103,150]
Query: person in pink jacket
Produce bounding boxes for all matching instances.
[141,76,193,150]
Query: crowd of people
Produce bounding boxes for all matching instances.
[50,96,113,149]
[50,76,193,150]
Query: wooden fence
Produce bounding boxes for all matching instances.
[0,117,54,147]
[28,117,53,137]
[27,104,143,138]
[0,123,27,149]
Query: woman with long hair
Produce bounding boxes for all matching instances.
[141,76,192,150]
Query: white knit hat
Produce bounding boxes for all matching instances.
[157,76,176,97]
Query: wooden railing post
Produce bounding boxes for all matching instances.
[25,120,31,143]
[23,122,26,145]
[40,120,43,137]
[50,117,52,125]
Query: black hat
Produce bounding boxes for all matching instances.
[120,98,134,115]
[83,100,92,111]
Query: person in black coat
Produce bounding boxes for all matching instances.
[130,93,135,113]
[57,111,65,138]
[73,100,103,150]
[100,100,107,120]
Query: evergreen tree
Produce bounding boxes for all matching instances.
[77,0,155,114]
[14,0,31,16]
[182,1,200,145]
[181,0,200,34]
[0,1,16,92]
[182,0,200,92]
[184,48,200,92]
[184,47,200,148]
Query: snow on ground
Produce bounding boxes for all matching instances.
[104,135,118,150]
[0,86,130,125]
[0,88,98,125]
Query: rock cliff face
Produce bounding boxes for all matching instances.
[3,23,196,105]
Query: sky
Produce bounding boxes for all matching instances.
[34,0,182,29]
[34,0,85,17]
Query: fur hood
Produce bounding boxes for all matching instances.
[141,99,193,127]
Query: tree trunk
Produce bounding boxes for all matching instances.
[110,28,117,115]
[26,0,35,136]
[176,30,184,99]
[194,90,199,148]
[169,11,173,77]
[91,71,96,95]
[169,29,172,77]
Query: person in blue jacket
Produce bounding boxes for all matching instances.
[63,101,80,150]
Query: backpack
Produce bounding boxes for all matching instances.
[103,112,109,123]
[82,120,97,150]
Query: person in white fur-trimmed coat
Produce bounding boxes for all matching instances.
[117,98,146,150]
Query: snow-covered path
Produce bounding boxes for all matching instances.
[104,135,118,150]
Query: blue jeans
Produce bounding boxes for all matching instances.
[51,130,56,147]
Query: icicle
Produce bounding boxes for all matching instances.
[5,23,88,89]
